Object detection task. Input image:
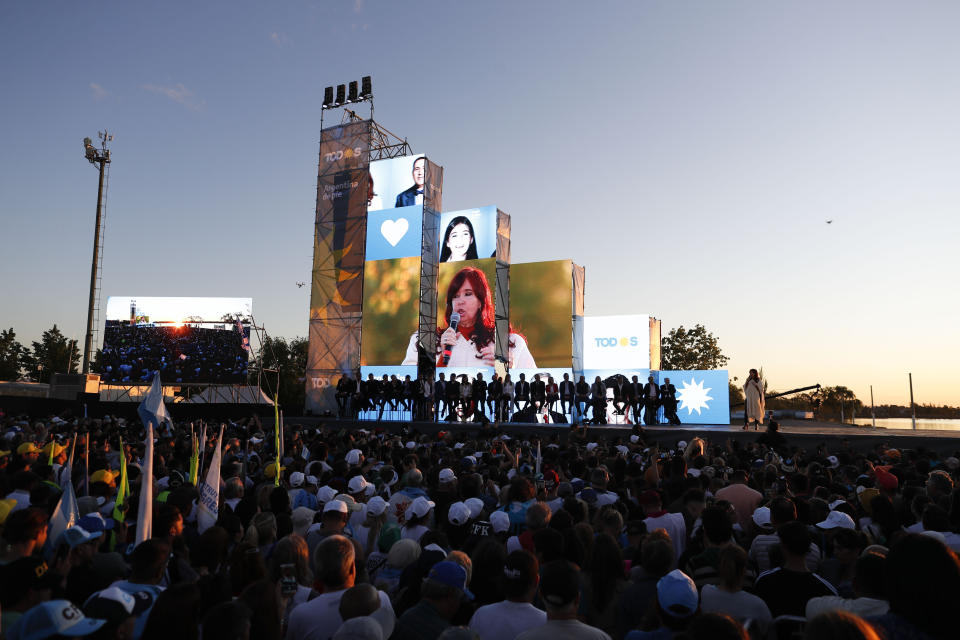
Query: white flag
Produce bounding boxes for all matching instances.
[301,444,310,461]
[135,424,154,546]
[48,467,79,547]
[196,425,224,534]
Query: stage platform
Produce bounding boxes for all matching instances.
[292,416,960,454]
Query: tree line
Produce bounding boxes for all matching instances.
[0,326,81,384]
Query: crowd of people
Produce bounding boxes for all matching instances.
[336,372,682,426]
[1,409,959,640]
[100,323,249,384]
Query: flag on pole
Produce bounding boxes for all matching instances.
[279,410,285,459]
[60,434,77,490]
[188,424,199,486]
[274,393,281,487]
[198,422,208,478]
[138,374,172,433]
[135,423,154,546]
[536,442,542,476]
[196,425,224,534]
[111,437,130,550]
[48,465,79,550]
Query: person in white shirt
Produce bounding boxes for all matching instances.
[639,490,687,560]
[470,550,546,640]
[287,535,393,640]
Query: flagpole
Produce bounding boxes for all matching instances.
[84,433,90,496]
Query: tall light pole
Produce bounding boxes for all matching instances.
[81,132,112,374]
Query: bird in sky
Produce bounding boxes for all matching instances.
[825,220,833,224]
[296,281,306,288]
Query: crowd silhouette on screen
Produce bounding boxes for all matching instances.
[100,323,249,384]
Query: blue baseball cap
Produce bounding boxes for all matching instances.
[657,569,698,617]
[8,600,106,640]
[78,513,114,533]
[427,561,474,600]
[59,525,102,549]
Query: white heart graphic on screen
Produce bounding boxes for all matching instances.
[380,218,409,247]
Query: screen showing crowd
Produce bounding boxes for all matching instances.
[100,297,252,384]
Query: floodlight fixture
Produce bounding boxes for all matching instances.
[348,80,358,102]
[335,84,346,105]
[361,76,372,98]
[323,86,334,107]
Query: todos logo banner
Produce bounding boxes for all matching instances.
[582,315,650,370]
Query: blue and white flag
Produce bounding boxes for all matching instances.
[138,374,171,432]
[656,370,730,425]
[48,466,79,548]
[196,425,224,534]
[235,320,250,352]
[135,423,154,545]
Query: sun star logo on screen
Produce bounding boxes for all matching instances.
[677,378,713,415]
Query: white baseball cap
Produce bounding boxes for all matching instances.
[348,475,370,494]
[365,496,388,517]
[816,510,856,530]
[438,468,457,483]
[752,506,772,528]
[406,496,435,520]
[316,486,338,504]
[585,442,598,452]
[490,511,510,533]
[447,501,471,526]
[345,449,363,466]
[464,498,485,519]
[826,455,840,469]
[323,500,348,515]
[289,472,305,488]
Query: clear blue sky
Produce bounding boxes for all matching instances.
[2,1,958,406]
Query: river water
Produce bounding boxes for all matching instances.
[852,417,960,431]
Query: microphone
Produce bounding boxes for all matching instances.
[443,312,460,365]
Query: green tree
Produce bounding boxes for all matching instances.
[31,325,79,383]
[0,328,30,380]
[820,385,862,422]
[660,324,730,370]
[728,380,744,407]
[253,336,308,412]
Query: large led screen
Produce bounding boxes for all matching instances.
[432,259,503,368]
[368,155,425,211]
[438,206,498,262]
[361,257,422,366]
[100,297,252,384]
[582,315,651,370]
[509,261,573,368]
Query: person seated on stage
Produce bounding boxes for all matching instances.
[545,376,559,412]
[611,377,628,416]
[575,375,590,423]
[559,373,575,417]
[514,373,531,414]
[402,374,415,412]
[530,374,546,409]
[376,375,390,420]
[590,376,608,425]
[389,375,403,411]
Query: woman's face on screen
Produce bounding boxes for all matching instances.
[446,223,472,259]
[451,280,481,327]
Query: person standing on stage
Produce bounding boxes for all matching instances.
[434,372,447,421]
[744,368,765,430]
[487,373,502,419]
[446,374,461,420]
[660,377,681,425]
[502,374,515,421]
[418,375,433,421]
[628,375,642,423]
[395,156,426,207]
[642,375,660,425]
[559,373,575,418]
[472,373,487,419]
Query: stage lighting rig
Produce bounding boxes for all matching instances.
[321,75,372,110]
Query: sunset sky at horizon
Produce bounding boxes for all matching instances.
[1,1,957,406]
